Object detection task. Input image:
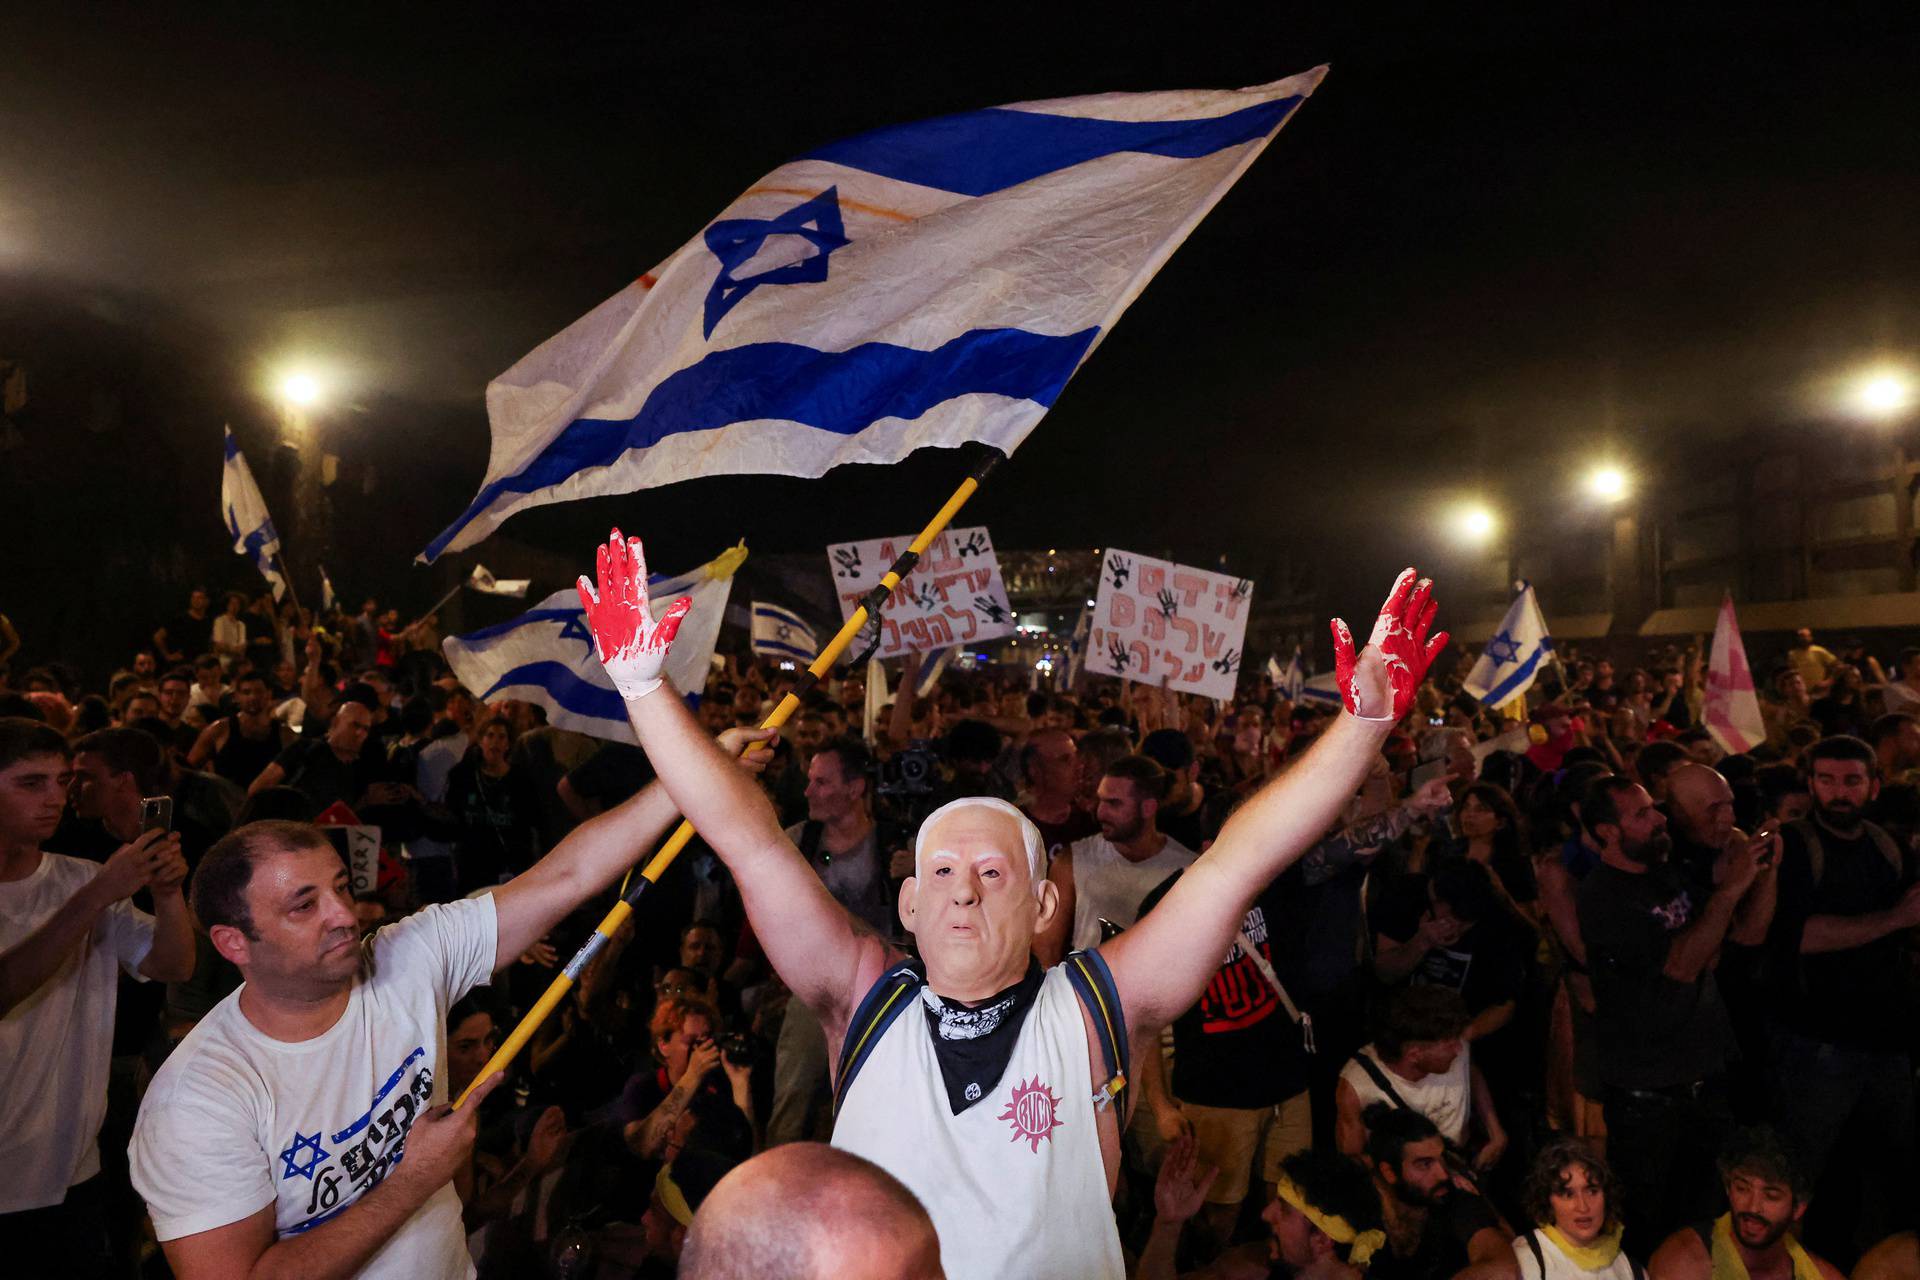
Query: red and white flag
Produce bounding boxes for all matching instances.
[1704,592,1767,753]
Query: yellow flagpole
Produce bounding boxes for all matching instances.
[455,447,1002,1107]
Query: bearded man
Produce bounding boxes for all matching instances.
[1575,774,1770,1254]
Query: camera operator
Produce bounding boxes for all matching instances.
[623,995,756,1160]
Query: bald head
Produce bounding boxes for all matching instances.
[680,1143,944,1279]
[1666,762,1735,847]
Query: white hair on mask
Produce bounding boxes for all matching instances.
[913,796,1046,889]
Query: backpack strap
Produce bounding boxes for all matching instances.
[831,962,923,1115]
[1063,948,1131,1119]
[1525,1229,1547,1280]
[797,820,826,863]
[1353,1051,1417,1113]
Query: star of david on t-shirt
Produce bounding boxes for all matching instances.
[279,1130,329,1181]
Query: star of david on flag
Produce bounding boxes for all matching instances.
[1462,583,1554,707]
[420,68,1326,562]
[704,187,849,337]
[751,601,819,662]
[443,543,745,742]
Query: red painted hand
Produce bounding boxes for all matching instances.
[1330,568,1448,721]
[575,528,691,701]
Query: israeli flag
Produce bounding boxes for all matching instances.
[444,546,744,743]
[1299,670,1343,706]
[1462,583,1554,707]
[1269,649,1306,700]
[751,602,818,662]
[421,69,1325,561]
[221,427,289,600]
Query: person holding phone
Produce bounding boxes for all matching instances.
[0,718,193,1277]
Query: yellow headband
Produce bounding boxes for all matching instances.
[655,1163,695,1228]
[1276,1173,1387,1268]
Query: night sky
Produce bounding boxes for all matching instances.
[4,5,1917,651]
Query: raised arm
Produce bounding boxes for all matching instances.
[1107,570,1447,1033]
[0,832,173,1015]
[579,530,890,1026]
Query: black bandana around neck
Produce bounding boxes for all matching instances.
[916,959,1045,1115]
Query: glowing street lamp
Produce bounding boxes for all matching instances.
[279,371,322,409]
[1851,367,1914,420]
[1452,503,1498,545]
[1586,465,1630,502]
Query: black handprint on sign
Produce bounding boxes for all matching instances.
[1107,555,1132,590]
[832,546,864,579]
[1232,579,1253,601]
[914,582,941,611]
[1156,587,1179,618]
[974,596,1009,625]
[955,531,987,557]
[1108,636,1131,671]
[1211,648,1241,676]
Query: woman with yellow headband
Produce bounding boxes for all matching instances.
[1512,1139,1642,1280]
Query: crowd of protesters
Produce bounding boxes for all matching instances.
[3,569,1920,1280]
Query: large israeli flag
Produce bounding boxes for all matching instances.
[443,545,745,742]
[221,427,289,600]
[1462,584,1555,707]
[421,70,1325,561]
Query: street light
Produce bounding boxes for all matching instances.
[1851,367,1915,420]
[279,371,322,409]
[1452,503,1498,545]
[1586,464,1630,502]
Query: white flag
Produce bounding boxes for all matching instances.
[221,427,289,601]
[468,564,531,598]
[421,70,1325,561]
[444,545,744,743]
[1704,593,1767,754]
[1462,584,1554,706]
[862,655,890,744]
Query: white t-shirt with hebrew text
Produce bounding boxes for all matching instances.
[0,851,155,1212]
[131,895,496,1278]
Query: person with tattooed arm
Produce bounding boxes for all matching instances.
[578,528,1449,1280]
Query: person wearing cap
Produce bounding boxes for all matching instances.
[1140,1136,1386,1279]
[1140,727,1209,851]
[581,529,1449,1280]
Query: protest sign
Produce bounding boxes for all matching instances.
[1085,548,1254,701]
[826,526,1016,658]
[315,801,384,900]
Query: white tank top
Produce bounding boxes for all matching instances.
[832,965,1125,1280]
[1068,834,1196,951]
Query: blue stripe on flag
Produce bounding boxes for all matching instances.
[454,608,583,647]
[754,639,815,660]
[804,98,1302,198]
[478,661,630,721]
[1481,640,1554,706]
[423,326,1097,562]
[752,605,809,626]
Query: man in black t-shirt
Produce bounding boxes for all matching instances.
[1576,773,1769,1253]
[1361,1106,1509,1280]
[151,587,213,665]
[1139,869,1313,1248]
[246,701,379,817]
[1765,735,1920,1255]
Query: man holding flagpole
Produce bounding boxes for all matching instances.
[580,528,1447,1279]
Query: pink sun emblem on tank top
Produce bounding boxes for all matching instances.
[999,1077,1063,1152]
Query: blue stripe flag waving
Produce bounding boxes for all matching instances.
[1462,583,1555,707]
[750,603,819,662]
[442,544,746,743]
[421,69,1325,561]
[222,427,289,601]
